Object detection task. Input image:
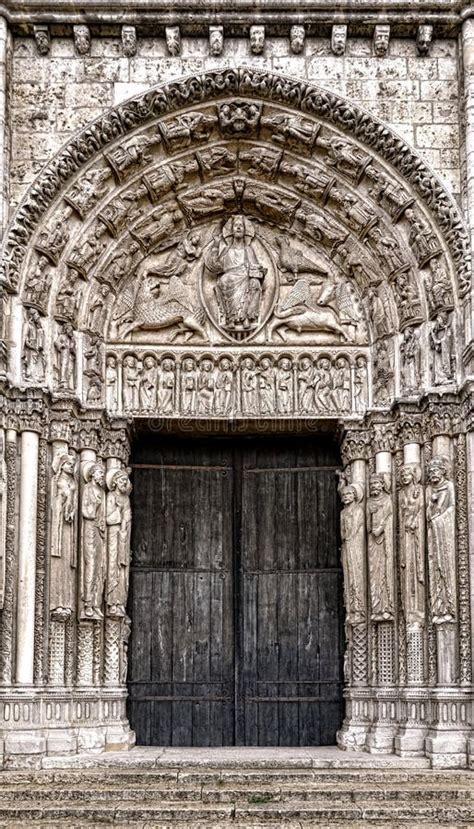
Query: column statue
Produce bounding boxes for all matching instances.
[367,472,394,621]
[340,482,366,625]
[50,452,77,613]
[399,463,425,625]
[106,467,132,618]
[81,461,106,620]
[426,456,457,624]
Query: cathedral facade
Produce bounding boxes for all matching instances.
[0,1,473,768]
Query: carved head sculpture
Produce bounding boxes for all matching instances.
[355,356,366,369]
[331,24,347,56]
[300,357,312,371]
[165,26,181,56]
[106,355,116,369]
[400,463,421,487]
[260,357,272,370]
[290,25,305,54]
[416,24,433,56]
[83,460,105,487]
[209,25,224,56]
[73,25,91,55]
[143,355,156,370]
[107,467,132,495]
[249,25,265,55]
[341,483,363,505]
[122,25,137,57]
[183,357,196,371]
[34,26,50,55]
[279,357,291,371]
[123,355,136,369]
[53,452,76,477]
[373,24,390,57]
[427,455,450,485]
[369,472,390,497]
[242,356,255,369]
[219,357,231,371]
[162,358,174,372]
[222,214,255,245]
[200,358,213,373]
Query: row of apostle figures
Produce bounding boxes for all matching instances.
[49,454,132,621]
[340,455,456,631]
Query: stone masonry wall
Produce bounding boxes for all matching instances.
[9,34,461,216]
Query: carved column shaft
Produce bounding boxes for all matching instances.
[76,447,98,686]
[402,441,425,685]
[374,450,395,686]
[16,430,39,684]
[0,429,16,683]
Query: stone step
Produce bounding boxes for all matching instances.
[1,767,472,786]
[3,822,474,829]
[0,800,473,822]
[0,783,472,804]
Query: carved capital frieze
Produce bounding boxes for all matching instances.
[73,420,101,453]
[423,399,463,439]
[100,427,131,462]
[397,416,423,447]
[341,429,371,465]
[371,423,397,454]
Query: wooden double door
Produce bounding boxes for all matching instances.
[128,435,344,746]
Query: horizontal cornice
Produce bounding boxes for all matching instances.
[0,1,473,36]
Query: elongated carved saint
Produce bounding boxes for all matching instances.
[426,456,456,624]
[367,473,394,621]
[50,452,77,613]
[399,464,425,625]
[340,483,366,626]
[106,467,132,618]
[81,461,106,620]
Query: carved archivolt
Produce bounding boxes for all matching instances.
[0,69,468,418]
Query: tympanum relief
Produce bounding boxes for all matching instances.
[11,93,460,416]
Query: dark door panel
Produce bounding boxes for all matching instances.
[128,435,343,746]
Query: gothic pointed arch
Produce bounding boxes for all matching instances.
[1,68,470,417]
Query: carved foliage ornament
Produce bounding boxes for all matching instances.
[1,70,468,301]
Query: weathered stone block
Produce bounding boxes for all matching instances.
[4,731,46,755]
